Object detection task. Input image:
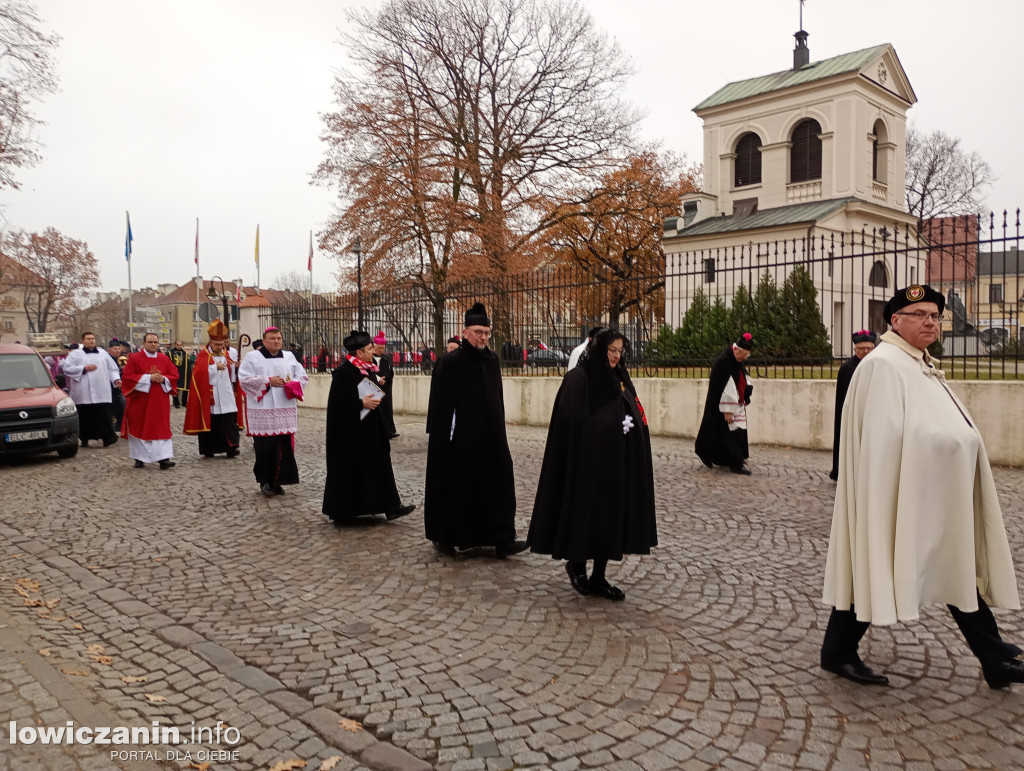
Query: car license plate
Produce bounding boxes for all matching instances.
[6,429,48,442]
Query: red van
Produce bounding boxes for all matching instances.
[0,342,79,461]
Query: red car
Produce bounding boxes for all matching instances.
[0,342,79,461]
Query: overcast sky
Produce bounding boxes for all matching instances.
[3,0,1022,294]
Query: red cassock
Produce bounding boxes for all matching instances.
[183,347,245,435]
[120,351,178,441]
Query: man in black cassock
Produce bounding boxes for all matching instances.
[695,333,754,475]
[424,302,527,558]
[169,340,191,408]
[828,329,877,481]
[528,329,658,601]
[372,331,398,438]
[322,329,415,524]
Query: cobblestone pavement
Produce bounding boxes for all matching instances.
[2,406,1024,771]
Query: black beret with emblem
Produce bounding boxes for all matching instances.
[882,284,945,324]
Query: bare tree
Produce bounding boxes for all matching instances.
[0,1,60,191]
[271,269,324,295]
[2,227,98,332]
[315,0,640,347]
[905,125,994,222]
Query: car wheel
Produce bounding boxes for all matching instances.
[57,444,79,459]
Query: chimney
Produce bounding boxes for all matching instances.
[793,30,809,69]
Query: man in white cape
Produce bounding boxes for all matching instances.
[238,326,309,497]
[821,284,1023,689]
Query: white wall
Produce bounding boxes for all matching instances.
[298,374,1024,466]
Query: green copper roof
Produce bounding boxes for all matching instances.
[695,44,891,111]
[672,198,858,237]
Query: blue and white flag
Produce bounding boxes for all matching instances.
[125,212,133,262]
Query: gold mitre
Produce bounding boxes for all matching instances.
[207,319,230,340]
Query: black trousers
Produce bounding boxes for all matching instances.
[252,434,299,486]
[822,592,1022,669]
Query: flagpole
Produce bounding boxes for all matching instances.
[195,217,200,344]
[126,211,133,347]
[255,224,260,290]
[309,229,314,358]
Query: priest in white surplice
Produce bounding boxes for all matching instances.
[63,331,121,447]
[821,284,1023,690]
[238,326,309,497]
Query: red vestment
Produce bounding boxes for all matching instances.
[120,351,178,440]
[183,346,245,435]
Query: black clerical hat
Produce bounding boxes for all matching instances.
[851,329,877,344]
[734,332,754,350]
[344,329,372,352]
[464,302,490,327]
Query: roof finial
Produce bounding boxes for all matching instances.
[793,0,809,69]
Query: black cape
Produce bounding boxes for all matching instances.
[375,354,397,435]
[694,347,750,468]
[527,360,657,561]
[322,359,401,521]
[829,355,862,479]
[423,340,516,547]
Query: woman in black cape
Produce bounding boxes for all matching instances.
[527,329,658,601]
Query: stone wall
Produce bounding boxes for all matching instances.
[298,374,1024,466]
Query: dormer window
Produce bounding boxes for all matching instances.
[790,119,822,182]
[734,132,762,187]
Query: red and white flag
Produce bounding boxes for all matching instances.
[538,341,549,350]
[307,230,313,272]
[194,218,199,266]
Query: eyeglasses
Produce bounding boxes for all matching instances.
[607,347,624,355]
[896,311,944,322]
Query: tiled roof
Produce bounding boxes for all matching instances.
[669,198,857,237]
[695,44,891,111]
[978,249,1024,276]
[0,253,47,286]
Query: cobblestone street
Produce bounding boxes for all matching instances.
[2,406,1024,771]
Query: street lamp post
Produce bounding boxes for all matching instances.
[206,276,245,339]
[352,237,364,330]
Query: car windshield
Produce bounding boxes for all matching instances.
[0,353,54,390]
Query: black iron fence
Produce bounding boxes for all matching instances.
[261,212,1023,380]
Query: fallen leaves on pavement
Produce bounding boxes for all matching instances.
[337,717,362,732]
[61,669,89,677]
[268,760,307,771]
[143,694,166,702]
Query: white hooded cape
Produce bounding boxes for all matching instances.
[822,331,1019,624]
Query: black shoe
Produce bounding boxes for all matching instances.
[730,465,752,475]
[495,540,529,559]
[133,460,144,469]
[260,483,276,497]
[385,504,415,521]
[272,485,285,495]
[226,448,239,458]
[81,440,89,448]
[158,459,175,470]
[565,563,591,596]
[982,658,1024,689]
[828,470,838,481]
[202,453,214,459]
[388,432,400,439]
[699,458,712,469]
[433,541,458,557]
[103,436,118,447]
[589,577,626,601]
[821,658,889,686]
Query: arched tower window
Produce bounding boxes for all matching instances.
[872,119,888,183]
[790,119,822,183]
[868,260,888,288]
[734,132,762,187]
